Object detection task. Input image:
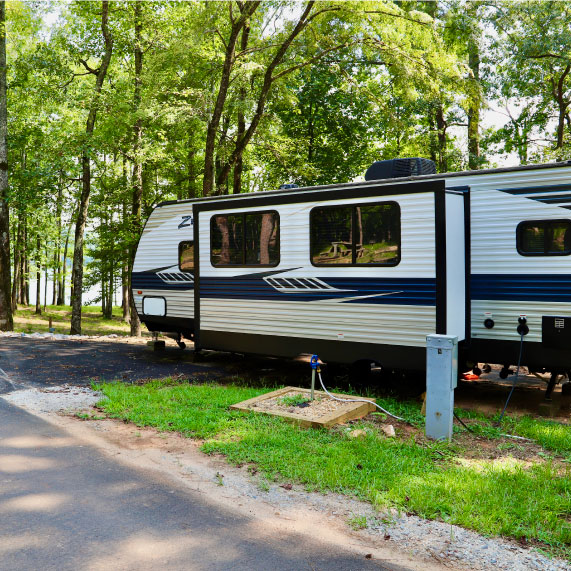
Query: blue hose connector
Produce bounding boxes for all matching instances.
[310,354,319,370]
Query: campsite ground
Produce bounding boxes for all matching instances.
[1,307,570,568]
[1,332,570,568]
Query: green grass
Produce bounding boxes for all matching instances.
[453,408,571,460]
[14,304,140,336]
[95,379,571,559]
[277,393,312,407]
[347,514,368,530]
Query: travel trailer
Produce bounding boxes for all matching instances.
[132,159,571,384]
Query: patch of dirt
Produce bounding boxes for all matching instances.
[363,413,570,470]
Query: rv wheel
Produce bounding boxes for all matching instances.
[499,367,511,379]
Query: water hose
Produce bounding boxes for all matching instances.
[310,355,406,422]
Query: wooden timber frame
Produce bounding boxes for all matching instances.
[230,386,376,429]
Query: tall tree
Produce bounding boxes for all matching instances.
[70,0,113,334]
[0,0,11,331]
[202,1,260,195]
[129,0,143,336]
[491,1,571,160]
[466,0,482,169]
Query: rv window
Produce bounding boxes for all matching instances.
[179,241,194,272]
[310,202,400,266]
[210,211,279,266]
[517,220,571,256]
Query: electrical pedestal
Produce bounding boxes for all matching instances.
[426,334,458,441]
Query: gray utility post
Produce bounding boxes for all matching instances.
[425,334,458,441]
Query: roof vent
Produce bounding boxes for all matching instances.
[365,158,436,181]
[279,183,299,189]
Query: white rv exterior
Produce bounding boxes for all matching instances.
[132,161,571,373]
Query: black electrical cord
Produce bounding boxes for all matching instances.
[496,331,525,425]
[453,411,474,433]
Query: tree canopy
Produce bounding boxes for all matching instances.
[0,0,569,332]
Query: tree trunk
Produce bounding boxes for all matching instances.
[120,156,130,323]
[23,222,29,305]
[203,2,260,196]
[35,236,41,315]
[70,0,113,334]
[233,20,251,195]
[187,145,197,199]
[259,214,275,265]
[214,2,318,190]
[43,244,48,312]
[130,0,143,337]
[106,257,113,319]
[53,175,63,305]
[467,1,481,170]
[70,155,91,332]
[554,65,571,153]
[59,217,72,305]
[11,217,21,312]
[101,270,107,316]
[19,218,28,305]
[436,105,447,173]
[0,0,12,330]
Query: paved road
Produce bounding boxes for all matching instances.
[0,398,395,570]
[0,337,222,394]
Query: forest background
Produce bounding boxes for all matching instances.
[0,0,570,335]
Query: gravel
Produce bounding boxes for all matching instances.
[3,384,102,414]
[0,331,120,341]
[3,384,570,570]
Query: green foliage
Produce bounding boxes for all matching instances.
[489,1,571,161]
[6,1,571,314]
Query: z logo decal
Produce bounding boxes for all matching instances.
[178,215,193,229]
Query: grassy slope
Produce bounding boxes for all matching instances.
[13,305,138,336]
[96,380,571,558]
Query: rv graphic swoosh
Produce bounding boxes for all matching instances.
[319,291,404,303]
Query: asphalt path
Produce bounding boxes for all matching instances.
[0,337,222,394]
[0,398,395,570]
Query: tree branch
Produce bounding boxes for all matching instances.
[365,8,431,26]
[272,41,356,81]
[59,71,95,89]
[527,53,566,60]
[78,58,99,75]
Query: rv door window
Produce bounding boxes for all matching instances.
[310,202,400,266]
[179,241,195,272]
[210,211,279,266]
[517,220,571,256]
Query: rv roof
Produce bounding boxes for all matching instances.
[157,160,571,208]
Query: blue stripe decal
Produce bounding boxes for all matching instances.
[499,185,571,209]
[501,184,571,195]
[132,272,193,291]
[200,277,436,305]
[472,274,571,302]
